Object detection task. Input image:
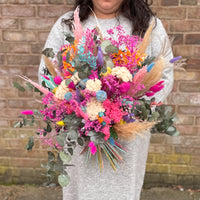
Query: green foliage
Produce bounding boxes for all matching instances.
[151,105,179,136]
[58,174,70,187]
[25,136,34,151]
[13,82,25,92]
[105,44,119,54]
[42,48,55,58]
[65,33,75,45]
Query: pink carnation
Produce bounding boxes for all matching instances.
[89,141,97,155]
[119,82,131,93]
[21,110,34,115]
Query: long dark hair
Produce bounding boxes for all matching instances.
[63,0,155,37]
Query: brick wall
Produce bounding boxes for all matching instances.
[0,0,199,187]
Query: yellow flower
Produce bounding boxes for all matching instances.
[119,119,127,125]
[56,121,66,126]
[101,67,112,77]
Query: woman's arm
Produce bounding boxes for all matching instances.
[38,12,73,84]
[146,18,174,103]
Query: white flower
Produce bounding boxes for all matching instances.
[71,72,80,85]
[55,80,69,100]
[86,78,102,92]
[87,98,105,121]
[111,66,132,82]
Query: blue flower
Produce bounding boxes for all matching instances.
[96,90,107,102]
[64,92,72,101]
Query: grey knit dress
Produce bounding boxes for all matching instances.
[39,11,174,200]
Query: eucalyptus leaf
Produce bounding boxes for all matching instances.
[59,151,71,163]
[26,82,34,90]
[42,48,55,58]
[56,135,65,147]
[48,151,55,162]
[25,136,34,151]
[149,112,160,122]
[68,148,73,155]
[105,45,119,54]
[14,121,20,128]
[13,82,25,92]
[77,137,84,146]
[67,130,78,141]
[58,174,70,187]
[65,33,74,45]
[65,79,71,86]
[100,40,112,54]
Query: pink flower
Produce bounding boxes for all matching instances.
[119,82,130,93]
[89,141,97,155]
[21,110,34,115]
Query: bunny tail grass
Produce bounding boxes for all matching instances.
[43,55,58,77]
[138,18,155,54]
[113,121,155,140]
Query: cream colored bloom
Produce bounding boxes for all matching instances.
[86,78,102,92]
[87,98,105,121]
[71,72,80,85]
[54,80,69,100]
[111,66,132,82]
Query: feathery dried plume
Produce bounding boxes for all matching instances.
[113,121,155,140]
[73,6,83,43]
[138,18,155,54]
[43,55,58,77]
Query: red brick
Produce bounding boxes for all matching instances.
[179,81,200,92]
[21,19,55,30]
[181,0,197,5]
[0,0,7,3]
[29,0,45,3]
[196,117,200,125]
[149,144,173,154]
[170,21,200,32]
[194,46,200,58]
[38,31,49,42]
[0,77,9,87]
[178,105,200,115]
[38,6,71,18]
[170,34,183,45]
[9,0,26,3]
[10,158,41,168]
[161,0,179,6]
[3,31,37,42]
[0,120,9,127]
[188,7,200,19]
[7,55,40,65]
[185,59,200,70]
[167,93,189,105]
[0,158,10,166]
[48,0,64,4]
[173,45,193,58]
[175,146,200,155]
[0,19,18,29]
[185,34,200,45]
[0,43,29,54]
[66,0,74,5]
[176,115,194,125]
[8,100,24,108]
[0,55,5,65]
[0,88,18,98]
[189,94,200,105]
[152,7,186,20]
[174,71,199,81]
[2,6,35,17]
[191,156,200,166]
[31,43,44,54]
[0,100,7,108]
[176,125,200,136]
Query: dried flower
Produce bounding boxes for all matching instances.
[112,67,132,82]
[86,78,102,92]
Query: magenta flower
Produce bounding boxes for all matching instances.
[21,110,34,115]
[119,82,131,93]
[89,141,97,155]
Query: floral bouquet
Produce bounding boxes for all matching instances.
[14,8,180,187]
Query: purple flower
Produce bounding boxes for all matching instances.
[123,113,135,123]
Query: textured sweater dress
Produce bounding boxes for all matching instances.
[39,11,174,200]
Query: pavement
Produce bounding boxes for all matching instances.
[0,185,200,200]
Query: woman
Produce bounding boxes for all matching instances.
[39,0,174,199]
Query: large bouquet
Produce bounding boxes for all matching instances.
[14,8,180,187]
